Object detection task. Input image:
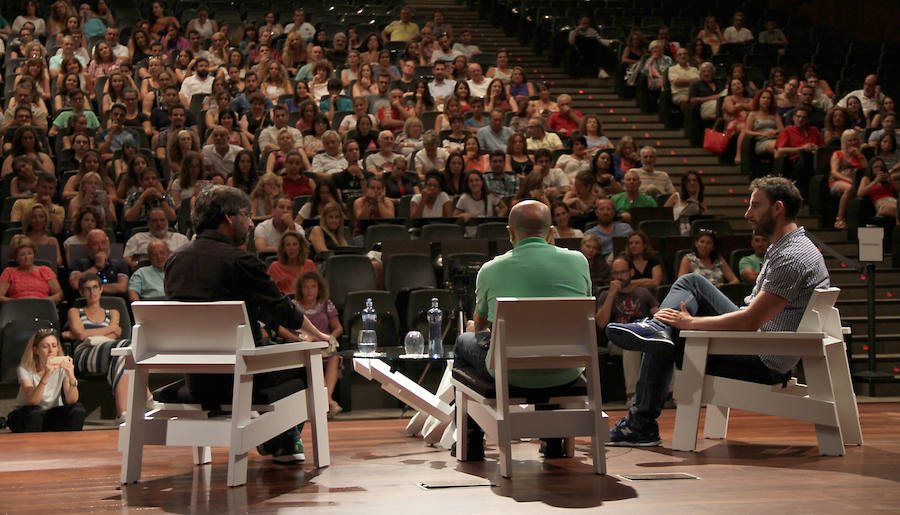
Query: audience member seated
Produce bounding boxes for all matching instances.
[830,130,869,229]
[308,202,351,257]
[695,16,723,55]
[739,233,770,283]
[68,229,129,295]
[476,109,514,154]
[677,230,739,286]
[622,231,664,289]
[347,114,379,153]
[549,201,583,240]
[591,150,621,194]
[352,176,396,242]
[665,170,708,223]
[837,75,883,118]
[10,171,63,236]
[123,207,189,270]
[857,158,899,221]
[556,134,592,181]
[0,235,63,303]
[124,168,176,222]
[869,97,895,130]
[722,78,753,138]
[453,28,481,58]
[202,125,243,179]
[7,156,38,199]
[297,179,343,222]
[463,97,487,135]
[360,131,395,174]
[455,171,507,235]
[775,106,823,195]
[267,232,316,294]
[631,146,674,198]
[737,89,782,163]
[6,328,84,433]
[65,274,152,421]
[612,171,657,223]
[20,204,63,266]
[581,115,613,154]
[668,48,699,108]
[255,196,306,254]
[127,240,169,301]
[563,170,602,217]
[525,117,563,151]
[867,113,898,148]
[277,271,344,416]
[585,198,633,259]
[531,148,570,198]
[621,30,647,68]
[67,172,117,230]
[382,6,419,43]
[512,171,552,207]
[396,117,425,157]
[568,16,615,78]
[612,136,640,180]
[641,40,673,91]
[595,257,659,404]
[1,126,54,176]
[411,173,453,219]
[873,132,900,169]
[579,234,611,296]
[783,84,826,129]
[63,207,102,265]
[689,62,721,121]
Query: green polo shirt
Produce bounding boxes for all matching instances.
[475,236,591,388]
[610,192,657,216]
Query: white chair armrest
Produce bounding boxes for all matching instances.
[680,330,825,340]
[237,340,328,357]
[110,346,133,357]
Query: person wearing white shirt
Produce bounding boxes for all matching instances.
[722,12,754,43]
[428,62,457,104]
[202,126,244,179]
[311,131,348,175]
[123,208,189,270]
[452,29,482,58]
[837,75,885,117]
[104,27,129,64]
[667,48,699,107]
[283,8,316,41]
[430,34,462,64]
[254,196,306,253]
[532,148,571,198]
[466,63,490,98]
[179,58,215,109]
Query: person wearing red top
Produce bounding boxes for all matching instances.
[829,130,868,228]
[377,89,414,133]
[547,94,584,142]
[0,235,64,303]
[775,106,823,195]
[266,232,316,294]
[281,150,314,198]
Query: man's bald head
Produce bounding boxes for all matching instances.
[508,200,551,241]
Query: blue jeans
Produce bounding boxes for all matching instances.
[626,273,738,431]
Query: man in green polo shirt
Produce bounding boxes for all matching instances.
[611,170,657,222]
[453,200,591,460]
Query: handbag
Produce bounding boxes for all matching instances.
[703,128,731,154]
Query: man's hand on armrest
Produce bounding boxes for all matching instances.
[655,290,788,332]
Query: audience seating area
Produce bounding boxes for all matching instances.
[0,0,898,422]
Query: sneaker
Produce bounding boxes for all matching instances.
[606,318,674,354]
[272,439,305,464]
[606,417,661,447]
[145,398,163,413]
[597,68,609,79]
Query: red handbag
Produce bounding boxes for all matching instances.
[703,128,731,154]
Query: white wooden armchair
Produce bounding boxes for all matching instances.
[451,297,608,477]
[113,301,330,487]
[672,288,863,456]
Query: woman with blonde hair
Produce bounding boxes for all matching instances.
[259,59,294,103]
[250,172,284,222]
[6,328,84,432]
[67,171,117,228]
[308,202,350,257]
[830,129,868,229]
[282,32,308,78]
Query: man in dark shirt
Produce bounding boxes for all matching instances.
[69,229,130,295]
[165,185,330,463]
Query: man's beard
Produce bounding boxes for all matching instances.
[754,209,776,238]
[197,69,209,79]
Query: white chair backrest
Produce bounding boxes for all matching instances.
[796,288,842,339]
[131,301,252,359]
[489,297,597,369]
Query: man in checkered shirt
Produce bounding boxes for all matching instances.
[605,176,830,446]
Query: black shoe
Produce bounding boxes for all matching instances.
[450,440,485,461]
[539,438,568,458]
[606,417,661,447]
[606,318,675,354]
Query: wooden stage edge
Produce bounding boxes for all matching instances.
[1,403,899,514]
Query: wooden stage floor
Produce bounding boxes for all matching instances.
[2,403,899,514]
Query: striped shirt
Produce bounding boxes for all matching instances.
[749,226,830,373]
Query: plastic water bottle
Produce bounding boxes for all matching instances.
[362,298,377,331]
[359,298,377,353]
[427,297,443,357]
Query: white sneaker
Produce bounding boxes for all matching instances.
[598,68,609,79]
[145,398,163,412]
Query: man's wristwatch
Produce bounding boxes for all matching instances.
[69,379,78,387]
